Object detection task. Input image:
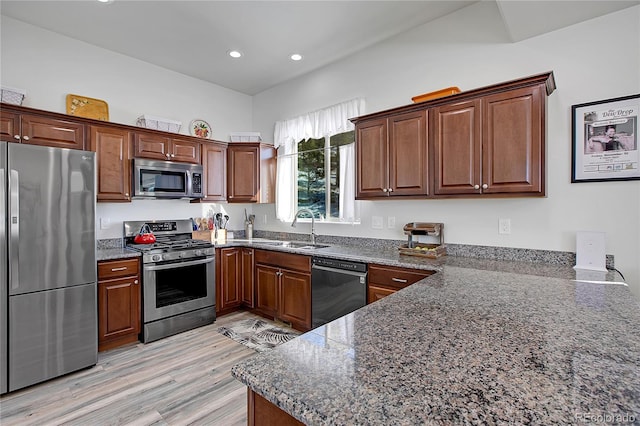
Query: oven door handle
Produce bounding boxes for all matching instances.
[144,256,214,271]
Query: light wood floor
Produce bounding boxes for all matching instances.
[0,311,264,426]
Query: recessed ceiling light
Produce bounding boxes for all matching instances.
[97,0,112,3]
[228,50,243,59]
[290,54,303,61]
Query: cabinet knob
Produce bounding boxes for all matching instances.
[125,192,129,197]
[474,184,480,190]
[13,135,20,140]
[22,136,30,141]
[134,280,139,284]
[170,154,175,158]
[382,188,388,192]
[165,153,170,158]
[388,188,393,192]
[482,183,488,189]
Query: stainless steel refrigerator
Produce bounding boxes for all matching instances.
[0,141,97,394]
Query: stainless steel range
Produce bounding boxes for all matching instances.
[124,219,215,343]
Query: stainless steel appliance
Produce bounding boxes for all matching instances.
[132,158,203,199]
[311,257,367,329]
[124,220,215,342]
[0,142,97,395]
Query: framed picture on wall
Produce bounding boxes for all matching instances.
[571,94,640,183]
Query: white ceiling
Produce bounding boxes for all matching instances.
[1,1,638,95]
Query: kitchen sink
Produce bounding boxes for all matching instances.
[260,241,330,250]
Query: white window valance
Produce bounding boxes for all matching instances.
[274,98,364,149]
[274,98,364,223]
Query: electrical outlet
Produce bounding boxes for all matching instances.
[388,216,396,228]
[372,216,383,229]
[499,218,511,234]
[100,217,110,230]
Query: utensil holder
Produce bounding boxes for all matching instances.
[245,222,253,240]
[214,229,227,244]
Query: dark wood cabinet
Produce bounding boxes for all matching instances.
[217,247,255,315]
[241,248,255,308]
[227,143,276,203]
[367,263,433,304]
[356,110,428,198]
[97,258,141,352]
[200,141,227,201]
[217,247,243,314]
[254,250,311,331]
[432,86,545,196]
[90,125,132,202]
[352,72,555,199]
[133,132,201,164]
[0,108,85,149]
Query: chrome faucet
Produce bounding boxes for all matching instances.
[292,208,316,245]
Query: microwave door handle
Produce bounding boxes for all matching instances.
[9,169,19,290]
[144,256,214,271]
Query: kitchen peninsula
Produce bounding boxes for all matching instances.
[231,249,639,425]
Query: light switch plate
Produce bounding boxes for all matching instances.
[574,231,606,272]
[372,216,383,229]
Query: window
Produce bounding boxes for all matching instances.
[297,131,354,220]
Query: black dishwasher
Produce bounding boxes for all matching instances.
[311,257,367,329]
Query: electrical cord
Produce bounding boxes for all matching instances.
[607,267,626,281]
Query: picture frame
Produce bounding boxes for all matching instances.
[571,94,640,183]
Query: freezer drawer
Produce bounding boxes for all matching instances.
[8,283,97,392]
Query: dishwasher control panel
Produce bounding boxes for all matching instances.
[312,257,367,273]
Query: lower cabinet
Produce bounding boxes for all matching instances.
[367,263,433,304]
[254,250,311,331]
[217,247,255,315]
[97,258,141,352]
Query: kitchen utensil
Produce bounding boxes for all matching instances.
[223,215,229,229]
[215,213,223,229]
[249,214,255,224]
[244,208,248,222]
[133,224,156,244]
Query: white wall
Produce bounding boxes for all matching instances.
[252,2,640,297]
[1,16,255,238]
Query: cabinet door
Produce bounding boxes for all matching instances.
[255,264,278,317]
[432,99,482,195]
[241,248,255,307]
[482,86,543,195]
[0,110,20,141]
[367,285,396,304]
[20,114,85,150]
[171,138,201,164]
[98,276,140,346]
[133,132,171,160]
[228,145,259,202]
[356,118,388,198]
[201,143,227,201]
[388,110,428,196]
[219,248,242,312]
[279,270,311,331]
[90,125,132,202]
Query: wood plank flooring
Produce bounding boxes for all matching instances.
[0,311,265,426]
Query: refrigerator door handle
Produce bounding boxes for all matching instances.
[9,169,19,290]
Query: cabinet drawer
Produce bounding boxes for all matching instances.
[368,264,433,290]
[98,258,140,280]
[254,249,311,273]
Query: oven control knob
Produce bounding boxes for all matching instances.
[179,252,186,258]
[195,250,202,256]
[152,254,161,262]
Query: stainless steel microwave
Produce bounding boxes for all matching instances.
[133,158,203,199]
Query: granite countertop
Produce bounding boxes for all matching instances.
[230,243,640,424]
[96,247,141,261]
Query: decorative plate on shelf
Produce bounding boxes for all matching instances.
[189,119,211,139]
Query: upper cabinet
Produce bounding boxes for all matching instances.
[432,86,544,196]
[89,125,132,202]
[352,71,555,199]
[227,143,276,203]
[199,141,228,202]
[133,132,201,164]
[1,108,85,150]
[356,110,428,198]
